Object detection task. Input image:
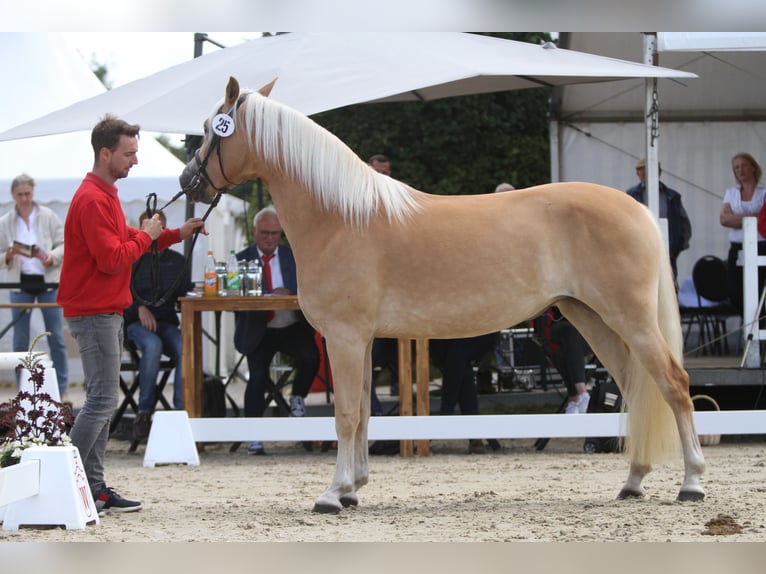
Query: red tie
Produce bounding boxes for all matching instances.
[261,254,274,292]
[261,254,275,321]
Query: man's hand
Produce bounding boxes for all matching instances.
[138,305,157,332]
[141,214,165,240]
[179,217,208,240]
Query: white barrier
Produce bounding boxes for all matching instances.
[741,217,766,367]
[0,459,40,522]
[187,411,766,441]
[1,446,98,530]
[143,410,766,466]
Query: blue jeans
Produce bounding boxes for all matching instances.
[126,321,183,411]
[10,289,69,396]
[66,313,123,496]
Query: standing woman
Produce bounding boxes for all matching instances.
[0,173,69,403]
[720,152,766,314]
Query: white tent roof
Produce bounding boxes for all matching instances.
[556,32,766,123]
[0,33,186,205]
[658,32,766,52]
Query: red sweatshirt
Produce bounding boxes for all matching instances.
[57,172,181,317]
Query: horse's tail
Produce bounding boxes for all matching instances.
[622,241,683,466]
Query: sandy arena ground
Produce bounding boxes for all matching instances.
[1,436,764,543]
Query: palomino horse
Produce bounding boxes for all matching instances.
[180,77,705,514]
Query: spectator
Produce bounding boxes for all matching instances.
[124,210,193,441]
[234,206,319,455]
[430,334,500,454]
[494,182,515,193]
[544,308,591,414]
[0,173,69,403]
[626,159,692,281]
[720,152,766,314]
[58,114,206,515]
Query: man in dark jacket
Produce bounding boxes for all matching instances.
[626,158,692,282]
[125,210,193,440]
[234,205,319,455]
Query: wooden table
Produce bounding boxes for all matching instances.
[179,294,432,457]
[179,295,301,418]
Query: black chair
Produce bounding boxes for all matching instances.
[110,341,175,442]
[690,255,741,356]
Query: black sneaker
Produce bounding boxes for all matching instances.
[95,487,143,516]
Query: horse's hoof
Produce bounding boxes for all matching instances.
[617,488,644,500]
[312,502,341,514]
[677,490,705,502]
[340,495,359,508]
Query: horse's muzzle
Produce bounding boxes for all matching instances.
[179,161,213,204]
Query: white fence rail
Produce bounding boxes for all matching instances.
[187,411,766,443]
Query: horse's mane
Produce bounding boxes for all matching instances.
[238,90,421,226]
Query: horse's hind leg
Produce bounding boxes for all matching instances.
[557,299,705,501]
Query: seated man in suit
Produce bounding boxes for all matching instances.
[234,206,319,455]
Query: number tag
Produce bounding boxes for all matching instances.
[212,113,235,137]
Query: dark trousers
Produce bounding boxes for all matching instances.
[550,319,590,397]
[431,334,495,415]
[243,321,320,417]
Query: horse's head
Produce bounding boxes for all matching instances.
[179,76,275,203]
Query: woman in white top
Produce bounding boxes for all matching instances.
[0,173,68,402]
[720,152,766,313]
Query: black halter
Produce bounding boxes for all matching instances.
[186,93,250,194]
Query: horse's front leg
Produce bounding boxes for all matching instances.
[312,339,368,514]
[343,342,374,508]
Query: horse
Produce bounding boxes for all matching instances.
[180,77,706,514]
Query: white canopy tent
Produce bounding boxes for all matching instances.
[551,32,766,284]
[0,32,696,139]
[0,33,243,375]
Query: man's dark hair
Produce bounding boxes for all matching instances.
[368,154,390,164]
[91,114,140,159]
[139,210,166,226]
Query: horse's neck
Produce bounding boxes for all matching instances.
[264,175,343,251]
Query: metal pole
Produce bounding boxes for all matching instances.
[643,32,660,219]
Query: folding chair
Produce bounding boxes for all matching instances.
[109,341,175,439]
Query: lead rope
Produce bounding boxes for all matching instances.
[131,189,223,308]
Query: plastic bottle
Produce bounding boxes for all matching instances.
[203,250,218,297]
[226,249,240,296]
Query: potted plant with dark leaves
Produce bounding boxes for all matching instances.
[0,333,74,468]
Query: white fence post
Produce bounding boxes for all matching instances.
[741,217,766,368]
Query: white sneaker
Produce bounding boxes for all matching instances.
[290,395,306,417]
[575,392,590,414]
[247,441,265,455]
[565,400,579,414]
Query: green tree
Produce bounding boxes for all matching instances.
[312,32,554,194]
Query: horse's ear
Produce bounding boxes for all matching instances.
[225,77,240,108]
[258,78,278,98]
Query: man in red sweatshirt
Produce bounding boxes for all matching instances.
[58,114,206,516]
